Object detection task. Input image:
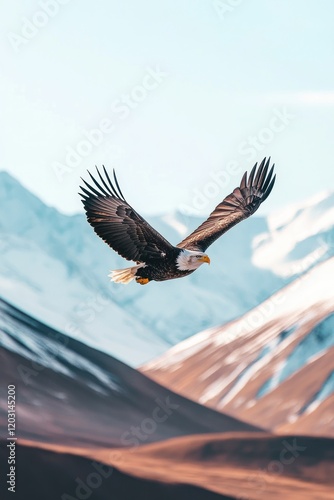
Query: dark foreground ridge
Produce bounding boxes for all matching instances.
[0,443,232,500]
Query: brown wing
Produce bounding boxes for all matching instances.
[178,157,276,252]
[79,167,175,263]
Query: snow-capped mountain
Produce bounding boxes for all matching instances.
[142,257,334,436]
[0,170,333,365]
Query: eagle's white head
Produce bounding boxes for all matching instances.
[176,249,211,271]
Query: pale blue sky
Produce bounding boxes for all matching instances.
[1,0,334,216]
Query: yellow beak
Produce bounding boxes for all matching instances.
[199,255,210,265]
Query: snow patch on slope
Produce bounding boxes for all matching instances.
[253,191,334,277]
[257,314,334,398]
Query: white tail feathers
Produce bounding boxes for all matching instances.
[109,263,145,284]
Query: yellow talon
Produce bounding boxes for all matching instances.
[136,277,150,285]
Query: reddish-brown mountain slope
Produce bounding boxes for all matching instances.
[142,258,334,436]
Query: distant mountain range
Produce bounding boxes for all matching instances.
[1,171,333,366]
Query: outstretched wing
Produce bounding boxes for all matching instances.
[79,167,175,263]
[178,157,276,252]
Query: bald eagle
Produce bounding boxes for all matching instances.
[80,157,276,285]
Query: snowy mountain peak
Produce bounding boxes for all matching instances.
[0,170,41,206]
[0,170,61,237]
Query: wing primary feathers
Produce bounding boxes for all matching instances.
[261,164,275,192]
[80,166,127,201]
[80,166,126,201]
[261,174,276,202]
[254,157,266,187]
[81,177,102,198]
[80,185,94,199]
[102,165,121,198]
[95,166,115,196]
[247,162,257,188]
[257,157,270,188]
[240,171,247,190]
[87,170,110,197]
[113,169,126,201]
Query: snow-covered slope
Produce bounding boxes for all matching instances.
[142,257,334,436]
[253,190,334,277]
[1,171,333,365]
[0,172,169,365]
